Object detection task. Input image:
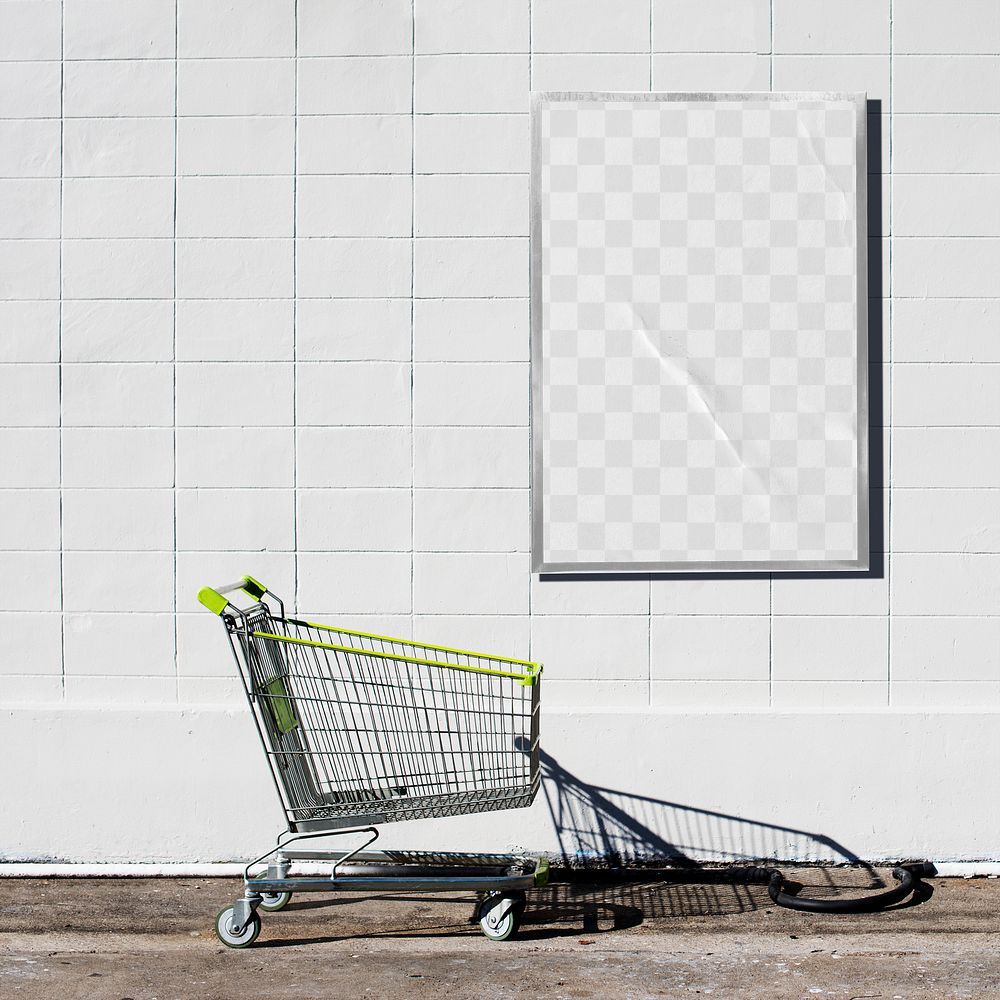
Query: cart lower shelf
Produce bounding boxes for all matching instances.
[215,848,551,948]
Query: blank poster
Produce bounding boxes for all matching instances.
[531,92,869,574]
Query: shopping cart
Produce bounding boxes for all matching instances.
[198,576,547,947]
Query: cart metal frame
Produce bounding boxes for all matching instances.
[198,576,548,947]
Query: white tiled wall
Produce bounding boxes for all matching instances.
[2,0,999,720]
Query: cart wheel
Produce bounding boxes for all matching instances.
[215,906,262,949]
[257,890,292,912]
[479,894,521,942]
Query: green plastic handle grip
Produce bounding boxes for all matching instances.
[197,576,267,615]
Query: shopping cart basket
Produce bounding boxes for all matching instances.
[198,576,547,947]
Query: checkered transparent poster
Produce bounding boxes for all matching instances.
[531,93,869,573]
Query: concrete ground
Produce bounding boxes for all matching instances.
[1,870,997,999]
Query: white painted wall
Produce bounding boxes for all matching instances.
[2,0,999,863]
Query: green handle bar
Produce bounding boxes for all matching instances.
[197,575,268,615]
[197,575,543,686]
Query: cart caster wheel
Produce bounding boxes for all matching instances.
[215,906,262,949]
[479,894,521,942]
[258,890,292,913]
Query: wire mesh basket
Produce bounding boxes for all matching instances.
[204,578,542,833]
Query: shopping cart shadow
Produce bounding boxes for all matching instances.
[514,747,928,939]
[257,747,927,945]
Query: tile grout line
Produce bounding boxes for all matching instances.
[887,0,894,708]
[647,574,652,707]
[15,165,992,178]
[20,47,998,60]
[648,0,653,708]
[0,552,959,560]
[171,0,179,703]
[768,0,774,708]
[58,0,65,701]
[7,49,1000,58]
[21,107,1000,118]
[293,0,299,616]
[528,0,533,663]
[768,574,773,707]
[409,0,416,639]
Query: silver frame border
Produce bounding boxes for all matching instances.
[529,91,870,575]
